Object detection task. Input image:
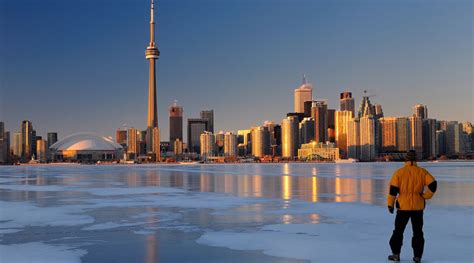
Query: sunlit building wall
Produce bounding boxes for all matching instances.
[169,101,183,150]
[410,116,423,159]
[237,129,251,156]
[335,110,353,159]
[396,117,411,152]
[281,116,299,158]
[379,117,397,152]
[360,115,376,161]
[347,118,360,159]
[12,132,21,157]
[414,104,428,119]
[215,131,225,156]
[127,127,139,159]
[200,131,215,158]
[340,91,355,116]
[21,120,33,162]
[298,141,340,161]
[224,132,238,157]
[36,139,47,162]
[251,126,270,158]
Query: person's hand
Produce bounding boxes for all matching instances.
[388,206,394,214]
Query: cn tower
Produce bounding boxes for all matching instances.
[145,0,160,160]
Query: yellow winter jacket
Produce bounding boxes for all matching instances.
[387,161,437,211]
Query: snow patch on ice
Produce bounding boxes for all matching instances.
[82,221,149,231]
[0,242,86,263]
[82,186,185,196]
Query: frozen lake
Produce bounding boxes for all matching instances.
[0,162,473,262]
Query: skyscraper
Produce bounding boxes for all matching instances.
[422,119,437,159]
[347,118,361,159]
[335,110,353,158]
[169,101,183,149]
[21,120,33,161]
[13,132,21,157]
[224,132,238,158]
[0,122,6,164]
[36,138,47,162]
[251,126,270,158]
[413,104,428,119]
[311,100,328,143]
[188,119,208,154]
[237,129,252,156]
[327,109,336,143]
[200,110,214,133]
[294,75,313,113]
[145,0,160,161]
[396,117,411,152]
[435,130,446,156]
[47,132,58,149]
[281,116,299,158]
[200,131,215,158]
[215,131,225,155]
[299,117,315,144]
[410,116,423,159]
[379,117,397,153]
[360,115,376,161]
[340,91,355,116]
[358,91,374,118]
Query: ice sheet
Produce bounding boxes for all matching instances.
[0,242,86,263]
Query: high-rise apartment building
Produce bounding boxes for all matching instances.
[36,138,47,162]
[215,131,225,156]
[12,132,21,157]
[340,91,355,116]
[410,116,423,159]
[435,130,446,156]
[327,109,336,143]
[335,110,353,158]
[169,101,183,147]
[47,132,58,149]
[127,128,139,159]
[281,116,299,158]
[396,117,411,152]
[188,119,208,154]
[379,117,397,153]
[200,131,215,158]
[294,75,312,113]
[251,126,270,158]
[311,100,328,143]
[200,110,214,133]
[446,122,464,156]
[224,132,237,158]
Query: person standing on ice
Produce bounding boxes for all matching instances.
[387,150,437,263]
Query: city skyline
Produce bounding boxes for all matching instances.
[2,0,472,140]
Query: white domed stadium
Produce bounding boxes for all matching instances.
[50,133,123,162]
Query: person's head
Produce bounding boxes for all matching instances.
[405,150,417,162]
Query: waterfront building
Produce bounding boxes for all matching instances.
[281,116,299,158]
[116,129,127,147]
[360,115,376,161]
[50,133,123,162]
[446,122,464,156]
[188,118,208,154]
[12,132,21,157]
[169,101,183,149]
[298,141,340,161]
[224,132,237,158]
[145,0,161,161]
[335,110,353,158]
[200,131,215,158]
[422,119,437,159]
[379,117,397,153]
[47,132,58,149]
[299,118,315,144]
[414,104,428,119]
[358,91,374,118]
[0,122,6,163]
[32,130,37,159]
[347,118,360,159]
[462,121,474,152]
[311,100,328,143]
[127,128,139,159]
[435,130,446,156]
[327,109,336,143]
[251,126,270,158]
[174,139,183,156]
[200,110,214,133]
[294,75,313,113]
[3,131,10,163]
[21,120,33,161]
[410,116,423,159]
[36,138,47,162]
[396,117,411,152]
[237,129,251,156]
[340,91,355,116]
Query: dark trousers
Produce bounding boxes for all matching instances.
[389,210,425,258]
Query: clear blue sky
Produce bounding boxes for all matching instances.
[1,0,472,141]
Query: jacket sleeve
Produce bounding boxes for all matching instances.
[422,170,437,200]
[387,172,399,207]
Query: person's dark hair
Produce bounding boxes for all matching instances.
[406,150,417,162]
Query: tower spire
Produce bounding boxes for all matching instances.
[149,0,155,46]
